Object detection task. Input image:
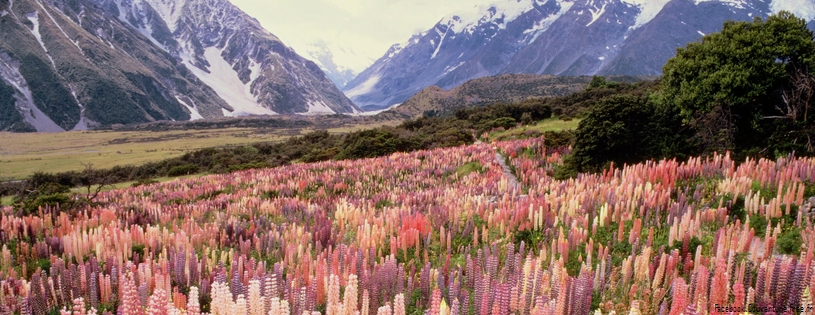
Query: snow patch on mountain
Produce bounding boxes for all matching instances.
[135,23,168,51]
[0,53,64,132]
[441,0,533,34]
[621,0,671,29]
[175,96,203,120]
[345,74,381,98]
[302,100,335,115]
[771,0,815,21]
[182,47,275,116]
[25,11,57,69]
[523,1,573,43]
[693,0,749,9]
[442,62,466,76]
[69,87,93,130]
[587,2,607,26]
[143,0,187,31]
[431,28,449,59]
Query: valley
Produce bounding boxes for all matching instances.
[2,1,815,315]
[0,120,398,179]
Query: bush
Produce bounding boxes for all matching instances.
[777,227,803,255]
[167,164,200,177]
[567,94,687,173]
[493,117,517,129]
[520,112,534,125]
[19,193,72,216]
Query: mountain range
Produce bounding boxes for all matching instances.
[343,0,815,107]
[0,0,358,132]
[3,0,815,132]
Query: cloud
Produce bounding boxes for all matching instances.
[228,0,493,71]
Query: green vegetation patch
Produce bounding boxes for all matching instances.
[455,162,484,178]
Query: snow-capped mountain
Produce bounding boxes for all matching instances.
[94,0,360,115]
[303,41,374,89]
[344,0,815,107]
[0,0,358,131]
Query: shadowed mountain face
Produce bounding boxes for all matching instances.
[0,0,358,131]
[344,0,811,108]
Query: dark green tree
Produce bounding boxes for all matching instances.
[569,95,679,173]
[661,12,815,156]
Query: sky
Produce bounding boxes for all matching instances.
[228,0,496,72]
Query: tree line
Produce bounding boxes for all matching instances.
[564,12,815,175]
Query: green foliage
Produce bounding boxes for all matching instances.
[724,194,747,222]
[543,130,575,148]
[375,199,393,209]
[335,128,413,160]
[553,155,579,180]
[804,182,815,199]
[132,244,146,257]
[750,215,769,237]
[661,12,815,156]
[777,227,803,255]
[564,244,586,276]
[520,112,534,125]
[586,76,620,91]
[405,289,424,315]
[15,182,72,216]
[226,162,271,173]
[513,229,546,249]
[167,164,200,177]
[492,117,517,129]
[455,162,484,178]
[569,95,684,173]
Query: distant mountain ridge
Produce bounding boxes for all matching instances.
[344,0,815,107]
[0,0,358,132]
[303,41,373,89]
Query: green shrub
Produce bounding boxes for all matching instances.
[167,164,200,177]
[777,227,803,255]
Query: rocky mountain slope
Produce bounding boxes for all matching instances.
[0,0,358,132]
[344,0,815,107]
[99,0,360,115]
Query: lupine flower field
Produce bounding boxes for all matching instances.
[4,136,815,315]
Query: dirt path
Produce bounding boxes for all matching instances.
[494,151,522,192]
[476,139,522,192]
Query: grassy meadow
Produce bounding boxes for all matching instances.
[0,122,397,179]
[488,117,580,140]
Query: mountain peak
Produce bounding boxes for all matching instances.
[440,0,534,34]
[344,0,814,108]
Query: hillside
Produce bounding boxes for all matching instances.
[0,0,358,132]
[381,74,648,119]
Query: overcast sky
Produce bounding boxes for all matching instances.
[228,0,495,70]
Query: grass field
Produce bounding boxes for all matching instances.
[0,122,396,179]
[0,195,12,206]
[488,118,580,140]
